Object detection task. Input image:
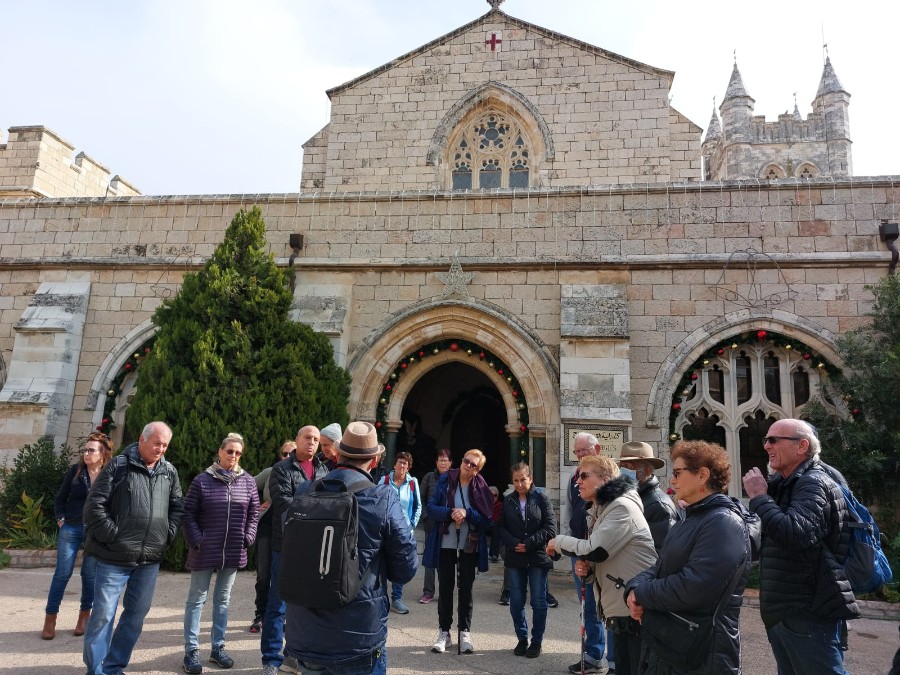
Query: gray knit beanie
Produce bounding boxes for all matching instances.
[320,423,342,442]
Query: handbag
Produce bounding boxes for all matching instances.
[641,559,745,672]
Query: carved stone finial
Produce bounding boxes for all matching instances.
[487,0,506,10]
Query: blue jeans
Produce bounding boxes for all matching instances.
[390,581,405,602]
[299,646,387,674]
[83,561,160,675]
[261,551,286,667]
[572,559,608,664]
[508,566,549,644]
[183,567,237,653]
[767,616,849,675]
[45,522,96,614]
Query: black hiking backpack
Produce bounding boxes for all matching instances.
[279,476,375,609]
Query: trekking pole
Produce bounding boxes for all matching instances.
[580,581,586,675]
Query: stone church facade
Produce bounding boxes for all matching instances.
[0,4,896,504]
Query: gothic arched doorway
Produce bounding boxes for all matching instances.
[398,361,510,490]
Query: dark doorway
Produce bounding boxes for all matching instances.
[397,362,511,491]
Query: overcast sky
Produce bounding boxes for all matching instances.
[2,1,895,195]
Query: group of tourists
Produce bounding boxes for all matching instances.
[40,416,867,674]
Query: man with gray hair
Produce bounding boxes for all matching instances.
[616,441,678,554]
[83,421,184,675]
[563,432,611,674]
[742,418,859,674]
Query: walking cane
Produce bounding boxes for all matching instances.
[456,520,462,655]
[580,581,586,675]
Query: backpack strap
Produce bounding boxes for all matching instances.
[110,454,129,494]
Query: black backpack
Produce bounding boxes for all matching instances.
[279,475,375,609]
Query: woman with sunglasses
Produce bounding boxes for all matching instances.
[41,431,112,640]
[547,455,656,675]
[181,433,260,674]
[424,449,494,655]
[625,440,753,675]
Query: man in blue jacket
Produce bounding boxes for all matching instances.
[284,421,417,674]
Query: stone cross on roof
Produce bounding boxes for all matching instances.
[487,0,505,10]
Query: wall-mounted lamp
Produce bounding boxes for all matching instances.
[879,221,898,274]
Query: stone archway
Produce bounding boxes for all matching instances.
[348,298,559,487]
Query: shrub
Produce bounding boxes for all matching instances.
[0,492,57,549]
[0,438,73,529]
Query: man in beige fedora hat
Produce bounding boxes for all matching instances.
[284,421,417,674]
[617,441,678,553]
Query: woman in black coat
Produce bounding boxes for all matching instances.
[497,462,557,659]
[625,441,753,675]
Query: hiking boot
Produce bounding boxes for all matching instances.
[209,646,234,669]
[183,650,203,674]
[249,615,262,633]
[525,642,542,658]
[498,590,510,605]
[459,630,474,653]
[418,593,433,604]
[568,659,610,674]
[279,656,300,674]
[391,598,410,614]
[513,637,528,656]
[431,629,451,653]
[547,591,559,608]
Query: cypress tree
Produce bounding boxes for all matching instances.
[126,206,350,483]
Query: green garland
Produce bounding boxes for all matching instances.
[375,339,530,456]
[97,338,156,436]
[667,329,847,443]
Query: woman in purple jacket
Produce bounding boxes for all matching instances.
[181,433,260,673]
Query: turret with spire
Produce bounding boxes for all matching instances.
[812,55,852,176]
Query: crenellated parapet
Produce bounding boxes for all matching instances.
[0,125,140,198]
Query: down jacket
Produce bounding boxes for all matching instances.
[637,475,679,554]
[554,475,657,620]
[182,464,260,571]
[750,457,860,628]
[284,466,418,663]
[83,444,184,567]
[497,485,557,569]
[627,492,751,675]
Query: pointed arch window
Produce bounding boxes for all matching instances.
[448,111,533,190]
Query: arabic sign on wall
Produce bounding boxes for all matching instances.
[562,423,627,465]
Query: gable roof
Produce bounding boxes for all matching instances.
[326,8,675,98]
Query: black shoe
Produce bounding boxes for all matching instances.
[513,637,528,656]
[183,650,202,674]
[208,646,234,669]
[498,590,510,606]
[249,615,262,633]
[525,642,542,658]
[546,591,559,608]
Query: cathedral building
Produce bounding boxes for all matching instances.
[0,1,895,508]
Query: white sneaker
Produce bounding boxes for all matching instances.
[431,629,452,653]
[459,630,474,654]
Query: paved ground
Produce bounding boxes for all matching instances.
[1,564,897,674]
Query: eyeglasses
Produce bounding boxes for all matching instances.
[763,436,801,445]
[576,471,597,482]
[671,467,697,479]
[224,449,243,456]
[462,458,480,470]
[280,452,291,458]
[83,448,100,454]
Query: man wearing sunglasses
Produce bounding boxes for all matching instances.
[742,418,859,675]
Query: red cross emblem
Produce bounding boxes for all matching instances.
[485,32,502,52]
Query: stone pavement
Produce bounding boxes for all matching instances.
[1,564,897,674]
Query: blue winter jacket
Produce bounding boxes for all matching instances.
[284,466,418,664]
[423,469,493,573]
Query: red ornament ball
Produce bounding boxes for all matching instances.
[672,403,681,411]
[716,348,725,355]
[803,353,812,360]
[449,342,459,352]
[124,363,132,370]
[852,408,860,416]
[375,421,382,429]
[512,391,519,398]
[385,384,392,391]
[690,373,698,381]
[144,347,151,353]
[418,350,425,358]
[519,424,527,432]
[96,425,103,431]
[756,330,767,340]
[479,352,486,360]
[102,418,109,424]
[400,362,408,370]
[497,369,504,376]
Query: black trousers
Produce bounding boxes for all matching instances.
[253,520,272,618]
[608,617,642,675]
[437,548,477,632]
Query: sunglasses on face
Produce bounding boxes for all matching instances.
[280,452,291,458]
[462,458,480,470]
[576,471,597,482]
[224,449,242,456]
[763,435,801,445]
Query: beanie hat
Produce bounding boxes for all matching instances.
[320,423,343,443]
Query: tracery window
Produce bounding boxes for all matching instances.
[797,163,819,179]
[671,336,834,495]
[450,111,532,190]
